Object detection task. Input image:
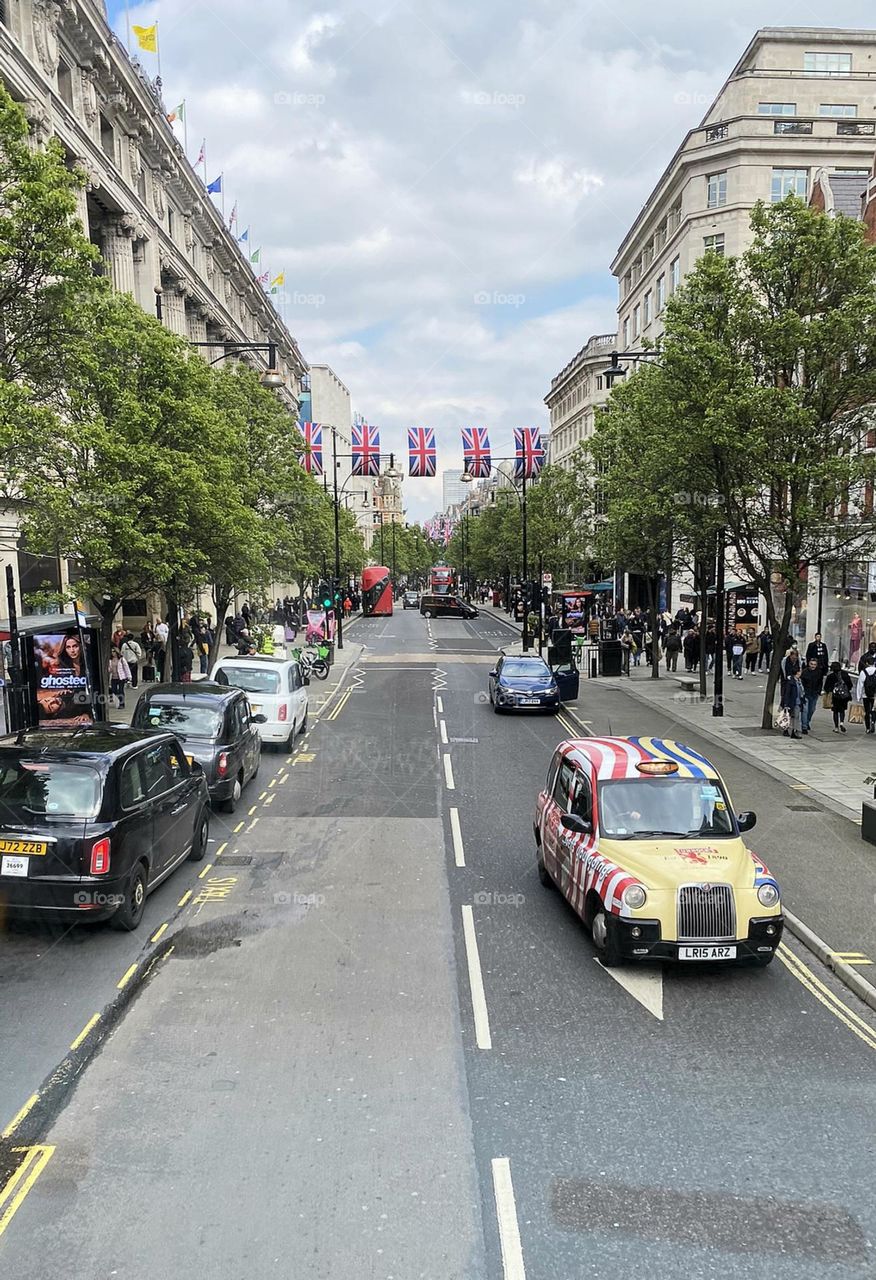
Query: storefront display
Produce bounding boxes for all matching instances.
[819,563,876,664]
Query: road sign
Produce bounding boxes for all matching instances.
[542,572,552,587]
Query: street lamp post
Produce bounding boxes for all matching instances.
[188,339,285,388]
[713,526,725,717]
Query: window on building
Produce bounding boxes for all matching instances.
[167,206,175,238]
[643,290,652,327]
[771,168,808,201]
[633,304,641,338]
[656,275,666,312]
[804,51,852,75]
[57,60,74,110]
[705,123,729,143]
[642,240,654,268]
[670,257,680,293]
[667,198,682,234]
[835,167,870,175]
[623,270,632,297]
[758,102,796,115]
[655,222,667,250]
[596,376,604,391]
[820,103,857,117]
[837,121,875,136]
[703,234,725,256]
[707,171,728,208]
[99,114,115,163]
[631,257,642,285]
[622,317,630,348]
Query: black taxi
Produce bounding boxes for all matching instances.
[0,725,210,931]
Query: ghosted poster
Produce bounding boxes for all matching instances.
[31,632,95,727]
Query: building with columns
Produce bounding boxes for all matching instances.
[545,333,616,471]
[0,0,308,611]
[307,365,372,547]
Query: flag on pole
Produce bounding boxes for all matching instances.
[257,271,270,286]
[228,202,238,231]
[250,248,261,264]
[407,426,436,478]
[270,273,285,294]
[167,100,185,124]
[195,139,205,166]
[299,422,324,476]
[352,423,381,477]
[461,427,491,478]
[238,227,249,243]
[514,427,545,479]
[206,174,222,194]
[133,23,158,52]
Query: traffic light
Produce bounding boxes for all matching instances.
[318,580,332,609]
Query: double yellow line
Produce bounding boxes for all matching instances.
[778,942,876,1052]
[326,688,352,721]
[557,712,580,737]
[0,1145,54,1239]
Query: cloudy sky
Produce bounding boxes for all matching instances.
[109,0,876,520]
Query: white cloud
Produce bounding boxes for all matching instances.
[114,0,876,520]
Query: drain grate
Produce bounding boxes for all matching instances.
[787,804,821,812]
[216,854,253,866]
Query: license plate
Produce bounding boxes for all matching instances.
[0,838,47,856]
[679,945,736,961]
[1,855,29,878]
[521,697,540,705]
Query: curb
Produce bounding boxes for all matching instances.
[783,908,876,1013]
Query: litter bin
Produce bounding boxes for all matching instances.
[598,639,623,677]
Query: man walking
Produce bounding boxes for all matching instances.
[805,632,829,677]
[856,656,876,734]
[121,632,142,689]
[663,626,681,672]
[757,626,773,672]
[800,658,824,734]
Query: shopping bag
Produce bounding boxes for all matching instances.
[821,692,833,710]
[774,707,790,731]
[849,702,865,725]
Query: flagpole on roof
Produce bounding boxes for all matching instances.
[124,0,131,53]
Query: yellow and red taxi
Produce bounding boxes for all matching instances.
[534,736,783,966]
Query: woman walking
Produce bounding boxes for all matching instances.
[108,646,131,709]
[824,661,853,734]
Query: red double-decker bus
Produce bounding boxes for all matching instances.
[362,565,393,616]
[430,564,456,596]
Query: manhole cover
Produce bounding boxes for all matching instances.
[216,855,253,866]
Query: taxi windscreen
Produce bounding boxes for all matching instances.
[137,703,223,739]
[214,667,280,695]
[598,777,735,839]
[0,758,102,818]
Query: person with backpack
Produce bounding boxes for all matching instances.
[121,632,142,689]
[663,626,682,672]
[856,657,876,734]
[824,661,853,733]
[800,658,824,734]
[730,630,746,680]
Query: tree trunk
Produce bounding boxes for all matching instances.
[210,583,233,668]
[760,590,794,730]
[93,596,120,711]
[695,557,708,699]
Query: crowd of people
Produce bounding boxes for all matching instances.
[777,635,876,739]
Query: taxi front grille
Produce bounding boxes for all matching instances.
[677,883,735,941]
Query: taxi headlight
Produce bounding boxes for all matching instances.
[622,884,647,910]
[757,883,780,908]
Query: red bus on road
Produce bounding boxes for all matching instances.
[430,564,456,596]
[362,566,393,616]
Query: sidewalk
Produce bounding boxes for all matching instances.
[485,606,875,825]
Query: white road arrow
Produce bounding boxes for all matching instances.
[595,958,664,1021]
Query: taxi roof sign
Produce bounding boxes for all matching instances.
[636,760,679,775]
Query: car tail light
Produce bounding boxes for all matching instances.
[217,751,229,778]
[90,837,111,875]
[278,704,288,722]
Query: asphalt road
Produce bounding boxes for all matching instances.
[0,606,874,1278]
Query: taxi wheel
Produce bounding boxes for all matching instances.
[423,609,433,618]
[537,851,553,887]
[189,810,210,862]
[221,776,243,814]
[110,863,148,932]
[591,909,622,967]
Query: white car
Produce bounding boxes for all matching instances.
[209,655,308,750]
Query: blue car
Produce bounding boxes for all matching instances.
[488,655,562,713]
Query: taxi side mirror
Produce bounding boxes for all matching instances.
[251,713,267,724]
[561,813,592,835]
[737,811,756,832]
[488,669,498,679]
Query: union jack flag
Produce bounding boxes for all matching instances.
[408,426,436,478]
[461,427,491,478]
[352,422,381,477]
[514,426,545,479]
[299,421,323,476]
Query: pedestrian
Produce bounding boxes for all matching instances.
[191,614,209,675]
[856,656,876,734]
[724,629,735,673]
[731,631,746,680]
[111,625,126,650]
[857,641,876,673]
[682,626,699,673]
[620,628,634,676]
[630,613,644,667]
[744,630,759,674]
[178,636,193,682]
[121,632,142,689]
[108,646,131,709]
[800,658,824,734]
[757,626,773,672]
[154,616,169,681]
[704,625,717,672]
[663,626,681,672]
[824,661,852,733]
[241,601,252,627]
[780,645,801,699]
[343,595,352,618]
[805,632,830,676]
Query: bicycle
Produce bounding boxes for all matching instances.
[293,647,330,681]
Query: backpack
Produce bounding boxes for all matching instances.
[865,671,876,700]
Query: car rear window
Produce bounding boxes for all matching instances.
[214,666,281,695]
[136,703,223,739]
[0,757,102,818]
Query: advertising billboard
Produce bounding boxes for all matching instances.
[29,630,95,727]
